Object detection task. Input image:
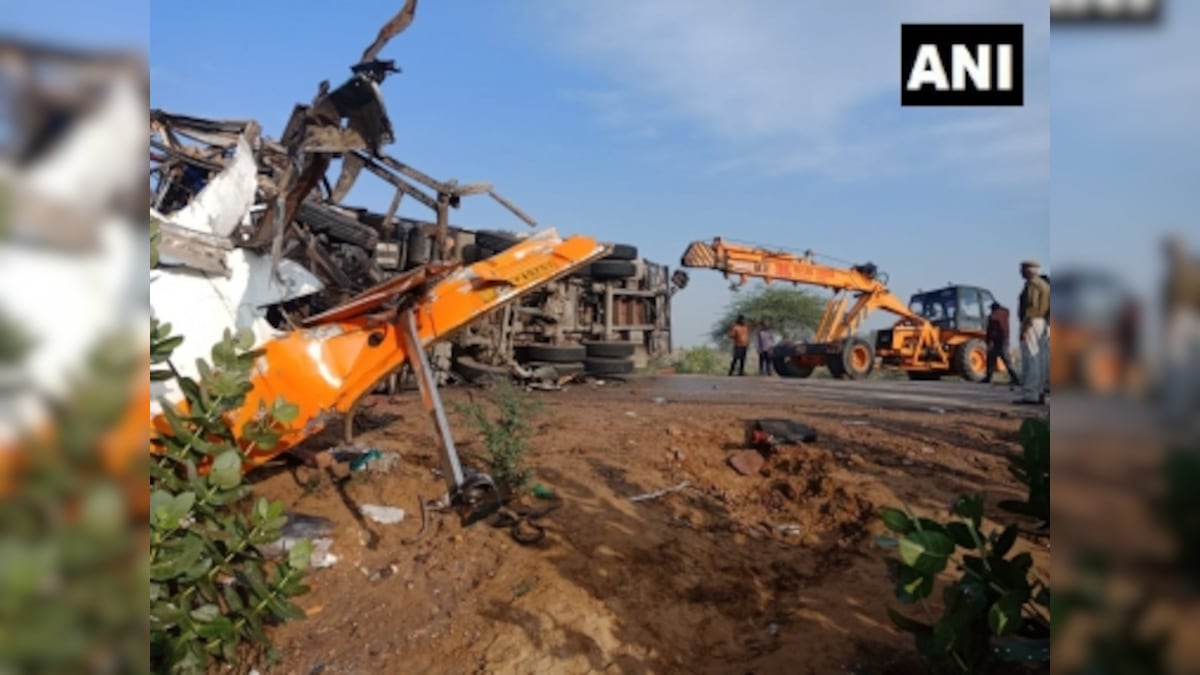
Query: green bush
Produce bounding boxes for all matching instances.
[149,321,313,673]
[672,346,727,375]
[454,378,542,497]
[998,418,1050,526]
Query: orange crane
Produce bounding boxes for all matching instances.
[680,237,996,381]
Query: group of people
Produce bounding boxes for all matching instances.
[727,315,777,377]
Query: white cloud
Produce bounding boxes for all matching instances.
[535,0,1049,183]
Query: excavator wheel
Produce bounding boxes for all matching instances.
[953,338,988,382]
[831,338,874,380]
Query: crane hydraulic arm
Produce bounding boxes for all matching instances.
[148,229,607,511]
[680,237,926,342]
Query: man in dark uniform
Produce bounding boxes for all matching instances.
[982,301,1020,386]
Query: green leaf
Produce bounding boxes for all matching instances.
[271,398,300,424]
[993,524,1019,558]
[951,494,985,528]
[288,538,313,570]
[236,328,256,350]
[881,507,913,533]
[946,522,977,550]
[189,603,221,623]
[208,451,243,490]
[151,491,196,530]
[988,594,1023,636]
[899,530,955,575]
[895,565,934,603]
[196,615,235,641]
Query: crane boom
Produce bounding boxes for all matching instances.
[680,237,927,340]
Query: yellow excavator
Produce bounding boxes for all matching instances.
[680,237,1000,381]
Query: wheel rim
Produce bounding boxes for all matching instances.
[851,345,871,372]
[968,347,986,376]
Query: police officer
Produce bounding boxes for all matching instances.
[1015,260,1050,405]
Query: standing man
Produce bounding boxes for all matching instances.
[756,321,776,376]
[729,315,749,376]
[982,302,1020,386]
[1015,260,1050,405]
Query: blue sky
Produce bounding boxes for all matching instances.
[13,1,1192,349]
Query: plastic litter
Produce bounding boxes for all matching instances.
[359,504,407,524]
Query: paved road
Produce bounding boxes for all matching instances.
[630,374,1037,414]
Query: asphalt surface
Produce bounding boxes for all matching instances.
[633,374,1035,414]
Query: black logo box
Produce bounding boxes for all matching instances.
[900,24,1024,107]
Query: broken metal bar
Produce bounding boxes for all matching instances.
[360,151,444,194]
[382,186,404,237]
[399,306,466,494]
[357,156,439,211]
[487,188,538,228]
[331,152,365,204]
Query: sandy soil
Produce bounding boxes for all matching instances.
[252,375,1049,675]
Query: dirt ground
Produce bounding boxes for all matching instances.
[253,374,1049,675]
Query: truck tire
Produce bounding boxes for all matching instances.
[475,230,521,251]
[585,356,635,376]
[515,344,587,363]
[296,202,379,250]
[772,344,814,378]
[583,341,637,358]
[584,260,637,280]
[836,337,875,380]
[454,356,511,384]
[603,243,638,261]
[953,338,987,382]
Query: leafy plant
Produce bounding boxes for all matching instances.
[877,494,1050,673]
[709,285,824,349]
[150,319,313,673]
[454,378,542,497]
[998,417,1050,526]
[0,330,149,674]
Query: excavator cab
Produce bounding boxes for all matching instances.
[908,285,996,333]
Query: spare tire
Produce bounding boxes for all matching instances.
[603,243,638,261]
[584,260,637,280]
[583,341,637,358]
[515,344,587,363]
[585,356,635,376]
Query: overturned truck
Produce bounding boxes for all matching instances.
[149,18,686,389]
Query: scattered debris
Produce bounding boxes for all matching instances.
[258,513,339,568]
[776,524,804,536]
[359,504,407,525]
[531,484,557,500]
[842,419,870,426]
[651,397,667,404]
[629,481,691,503]
[728,450,766,477]
[928,406,948,414]
[744,418,818,452]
